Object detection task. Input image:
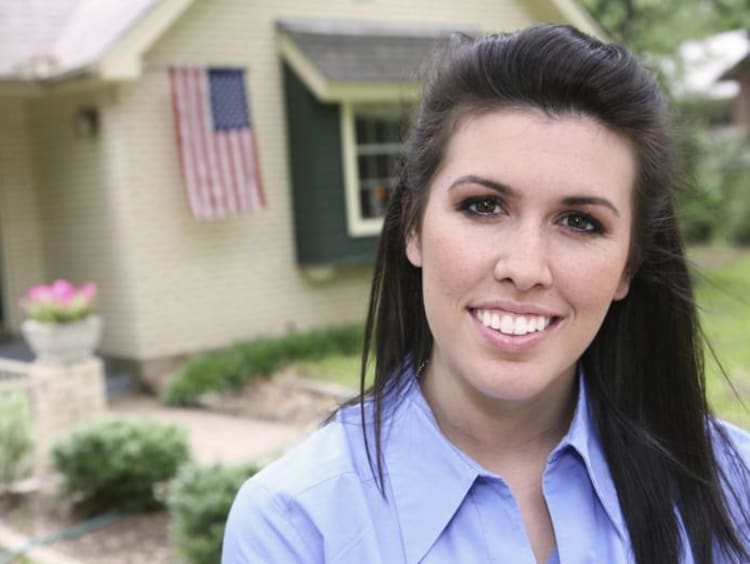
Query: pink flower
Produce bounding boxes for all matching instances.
[77,282,97,302]
[21,279,98,323]
[27,284,54,302]
[51,279,76,306]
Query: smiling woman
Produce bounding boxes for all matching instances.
[223,25,750,564]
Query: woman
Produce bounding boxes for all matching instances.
[223,24,750,563]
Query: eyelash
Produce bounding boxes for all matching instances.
[457,196,606,235]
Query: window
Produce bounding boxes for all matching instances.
[342,103,407,237]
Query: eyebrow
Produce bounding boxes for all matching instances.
[448,174,621,217]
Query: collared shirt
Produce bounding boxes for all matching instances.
[222,374,750,563]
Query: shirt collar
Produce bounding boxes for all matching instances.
[381,367,628,562]
[383,377,478,563]
[557,369,628,542]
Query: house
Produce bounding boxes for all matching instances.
[720,35,750,137]
[0,0,600,378]
[666,29,750,132]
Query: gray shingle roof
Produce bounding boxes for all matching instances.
[277,19,477,83]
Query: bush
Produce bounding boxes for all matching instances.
[677,128,750,245]
[52,418,190,514]
[0,391,33,488]
[162,323,364,406]
[167,463,258,564]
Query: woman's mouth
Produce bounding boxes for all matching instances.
[472,308,559,337]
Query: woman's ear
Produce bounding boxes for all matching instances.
[614,274,630,301]
[405,229,423,268]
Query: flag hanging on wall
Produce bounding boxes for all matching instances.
[168,66,266,220]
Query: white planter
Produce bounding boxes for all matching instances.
[21,315,103,365]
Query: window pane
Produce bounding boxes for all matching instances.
[354,105,407,220]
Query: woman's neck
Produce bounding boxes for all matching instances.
[419,364,578,477]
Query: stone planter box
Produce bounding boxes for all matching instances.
[21,315,103,365]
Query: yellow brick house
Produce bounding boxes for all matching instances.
[0,0,599,377]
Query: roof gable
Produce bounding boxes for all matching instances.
[0,0,193,82]
[0,0,600,85]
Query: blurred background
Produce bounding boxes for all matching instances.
[0,1,748,562]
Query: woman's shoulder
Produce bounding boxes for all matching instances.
[712,418,750,462]
[710,418,750,499]
[241,409,372,499]
[222,408,386,562]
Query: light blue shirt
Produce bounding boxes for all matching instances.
[223,374,750,563]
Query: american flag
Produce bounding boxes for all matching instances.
[169,67,266,220]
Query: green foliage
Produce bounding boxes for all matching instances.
[52,418,190,515]
[0,391,33,488]
[293,353,364,391]
[580,0,750,54]
[167,463,258,564]
[693,249,750,428]
[678,130,750,244]
[162,324,364,406]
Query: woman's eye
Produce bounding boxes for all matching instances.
[464,198,503,215]
[559,212,603,234]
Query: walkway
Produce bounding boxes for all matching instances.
[110,395,309,466]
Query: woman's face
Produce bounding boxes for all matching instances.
[406,109,634,409]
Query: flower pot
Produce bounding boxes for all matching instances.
[21,315,103,365]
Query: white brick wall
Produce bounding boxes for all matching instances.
[112,0,540,361]
[2,0,545,362]
[0,98,46,331]
[25,88,144,356]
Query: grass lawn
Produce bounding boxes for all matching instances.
[299,246,750,428]
[691,246,750,428]
[293,354,363,391]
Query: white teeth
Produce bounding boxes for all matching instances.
[500,315,514,334]
[490,312,501,330]
[513,316,527,335]
[475,309,552,336]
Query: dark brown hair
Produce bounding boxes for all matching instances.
[357,24,749,564]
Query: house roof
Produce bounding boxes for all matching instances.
[276,19,475,83]
[0,0,158,81]
[720,51,750,81]
[0,0,598,88]
[666,29,750,100]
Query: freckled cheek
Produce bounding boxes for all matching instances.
[555,257,628,312]
[422,231,485,308]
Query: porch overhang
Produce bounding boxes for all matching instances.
[276,19,477,103]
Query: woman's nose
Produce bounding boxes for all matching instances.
[492,226,553,292]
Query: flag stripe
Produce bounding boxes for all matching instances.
[223,132,241,213]
[170,69,203,218]
[186,69,212,218]
[194,68,223,218]
[227,131,251,211]
[169,66,265,220]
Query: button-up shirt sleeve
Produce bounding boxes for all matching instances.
[222,480,321,563]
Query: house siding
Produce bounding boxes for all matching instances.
[735,73,750,136]
[1,0,545,363]
[0,98,46,331]
[283,64,378,266]
[26,88,143,356]
[116,0,540,362]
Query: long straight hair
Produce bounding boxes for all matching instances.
[356,25,750,563]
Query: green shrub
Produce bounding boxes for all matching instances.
[52,418,190,514]
[162,323,364,406]
[160,349,247,406]
[0,391,33,488]
[723,167,750,245]
[167,463,258,564]
[677,128,750,245]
